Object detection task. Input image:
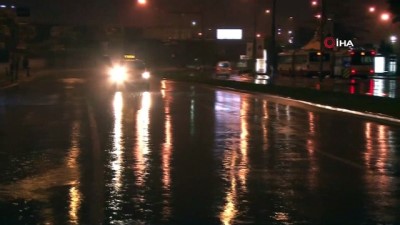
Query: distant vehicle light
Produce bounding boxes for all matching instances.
[351,69,356,74]
[361,52,365,56]
[369,69,374,74]
[371,51,376,55]
[142,71,150,79]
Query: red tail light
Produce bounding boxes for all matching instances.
[350,51,355,55]
[369,69,374,74]
[351,69,356,74]
[371,51,376,55]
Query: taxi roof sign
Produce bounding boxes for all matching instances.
[124,54,135,59]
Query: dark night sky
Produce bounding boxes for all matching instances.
[1,0,398,43]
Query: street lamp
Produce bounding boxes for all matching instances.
[137,0,146,5]
[381,13,390,21]
[311,1,318,6]
[390,35,397,43]
[369,6,376,13]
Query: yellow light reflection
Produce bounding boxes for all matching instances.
[135,92,151,187]
[69,186,81,224]
[68,121,82,225]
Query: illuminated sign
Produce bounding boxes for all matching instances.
[324,37,354,49]
[124,54,135,59]
[216,29,243,40]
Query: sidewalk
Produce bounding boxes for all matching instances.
[0,67,47,89]
[0,67,94,90]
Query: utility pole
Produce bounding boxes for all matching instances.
[319,0,327,81]
[269,0,277,77]
[252,0,258,76]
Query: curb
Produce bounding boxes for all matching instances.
[160,74,400,122]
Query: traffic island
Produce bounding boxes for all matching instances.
[160,71,400,120]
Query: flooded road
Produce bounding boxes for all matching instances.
[0,70,399,224]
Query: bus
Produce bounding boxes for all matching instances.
[278,49,331,77]
[333,49,376,78]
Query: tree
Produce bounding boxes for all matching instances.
[387,0,400,23]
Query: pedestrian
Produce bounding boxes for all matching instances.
[23,55,30,77]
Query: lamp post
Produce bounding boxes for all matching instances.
[270,0,277,77]
[318,0,326,81]
[252,0,258,76]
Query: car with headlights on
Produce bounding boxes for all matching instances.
[108,55,150,91]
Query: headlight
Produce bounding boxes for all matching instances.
[109,66,127,83]
[142,71,150,79]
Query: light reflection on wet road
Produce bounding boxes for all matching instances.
[0,71,399,224]
[227,73,400,98]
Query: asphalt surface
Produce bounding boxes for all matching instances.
[0,69,400,224]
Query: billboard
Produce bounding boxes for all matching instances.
[216,29,242,40]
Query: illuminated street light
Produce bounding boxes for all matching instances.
[288,30,292,34]
[381,13,390,21]
[315,14,321,19]
[198,32,203,36]
[369,6,375,13]
[311,1,318,6]
[137,0,146,5]
[265,9,270,14]
[191,21,197,26]
[390,35,397,43]
[256,33,261,38]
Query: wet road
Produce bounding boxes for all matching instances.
[228,73,400,98]
[0,69,400,224]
